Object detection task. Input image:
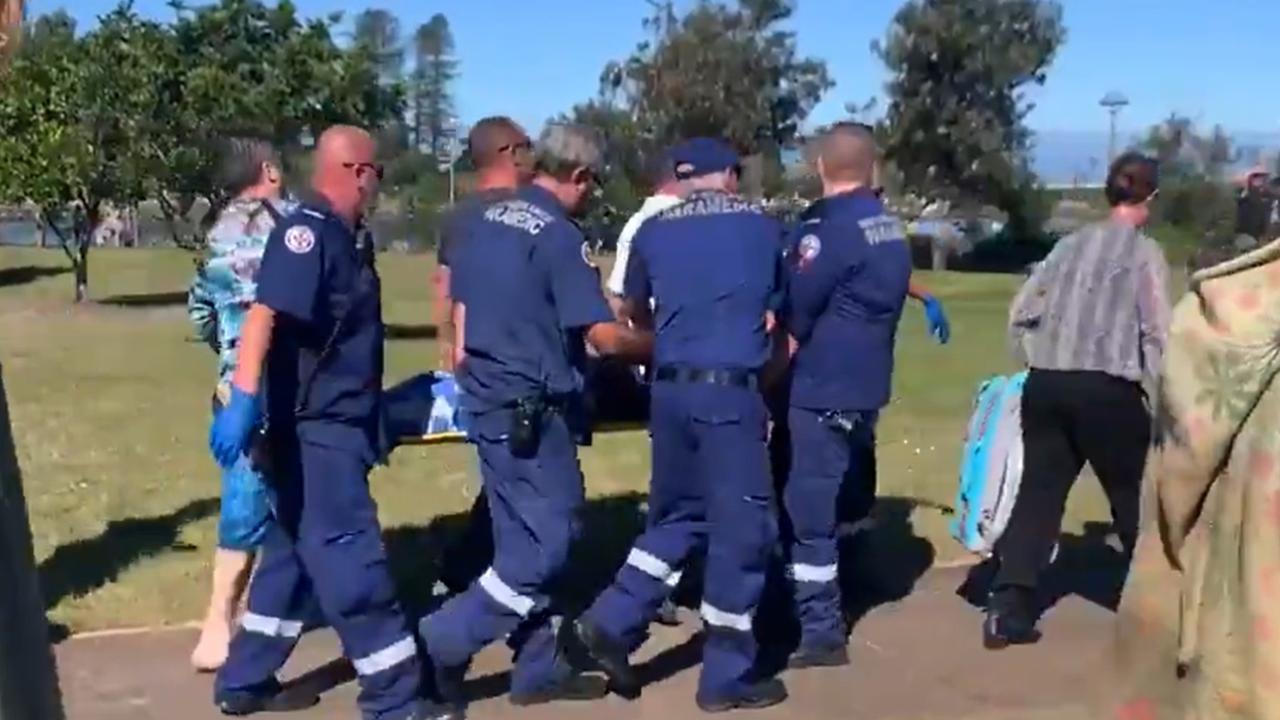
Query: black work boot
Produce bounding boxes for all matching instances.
[655,598,682,627]
[216,678,319,716]
[787,643,850,669]
[983,585,1042,649]
[561,618,640,699]
[408,699,465,720]
[431,660,468,717]
[509,672,609,706]
[696,678,789,713]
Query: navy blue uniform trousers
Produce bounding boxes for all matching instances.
[783,407,878,651]
[583,381,776,702]
[215,439,420,720]
[419,409,583,697]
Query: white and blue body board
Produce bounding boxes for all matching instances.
[951,370,1028,557]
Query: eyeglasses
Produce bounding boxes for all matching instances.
[343,162,385,181]
[497,140,533,155]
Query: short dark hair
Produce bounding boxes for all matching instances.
[468,116,527,170]
[216,137,280,197]
[1105,152,1159,207]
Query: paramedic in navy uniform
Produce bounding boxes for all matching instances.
[417,123,653,716]
[433,116,536,600]
[778,122,912,669]
[209,126,437,720]
[567,138,790,713]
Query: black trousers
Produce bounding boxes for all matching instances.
[993,369,1150,590]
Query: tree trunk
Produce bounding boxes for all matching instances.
[931,240,948,271]
[0,362,67,720]
[739,154,765,201]
[73,242,88,303]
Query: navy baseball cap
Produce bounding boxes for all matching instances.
[669,138,740,180]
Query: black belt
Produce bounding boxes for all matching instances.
[653,366,758,390]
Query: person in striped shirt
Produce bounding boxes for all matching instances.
[987,151,1171,648]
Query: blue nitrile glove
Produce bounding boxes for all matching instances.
[209,386,261,468]
[923,295,951,345]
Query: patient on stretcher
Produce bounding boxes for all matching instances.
[383,357,649,441]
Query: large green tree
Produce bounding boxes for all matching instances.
[1139,115,1238,239]
[577,0,830,206]
[159,0,403,248]
[876,0,1065,235]
[411,14,457,158]
[607,0,831,156]
[0,7,176,301]
[0,1,405,299]
[353,8,404,84]
[20,7,73,53]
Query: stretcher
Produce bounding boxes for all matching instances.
[398,421,648,446]
[386,361,650,447]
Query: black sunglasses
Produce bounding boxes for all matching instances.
[343,162,385,181]
[497,140,533,155]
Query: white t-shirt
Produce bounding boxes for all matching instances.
[607,193,682,296]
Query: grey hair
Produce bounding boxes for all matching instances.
[684,171,735,193]
[535,123,605,180]
[216,137,281,197]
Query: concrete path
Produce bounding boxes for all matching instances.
[56,567,1117,720]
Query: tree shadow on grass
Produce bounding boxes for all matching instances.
[96,291,189,308]
[282,491,940,704]
[754,496,937,675]
[378,492,650,702]
[0,265,70,288]
[383,492,649,621]
[380,492,936,700]
[39,497,217,640]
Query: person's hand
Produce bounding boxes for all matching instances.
[209,386,260,468]
[923,295,950,345]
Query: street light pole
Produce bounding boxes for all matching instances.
[1100,91,1130,167]
[440,116,465,207]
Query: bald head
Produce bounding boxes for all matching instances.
[811,122,877,187]
[469,117,530,168]
[312,124,378,224]
[467,116,533,189]
[315,125,375,173]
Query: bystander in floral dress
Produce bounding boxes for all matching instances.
[187,197,294,549]
[1110,238,1280,719]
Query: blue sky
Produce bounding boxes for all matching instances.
[34,0,1280,139]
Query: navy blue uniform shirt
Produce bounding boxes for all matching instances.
[785,188,912,411]
[437,188,517,268]
[624,189,786,372]
[255,199,385,457]
[451,184,613,414]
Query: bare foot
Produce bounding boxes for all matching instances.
[190,617,232,673]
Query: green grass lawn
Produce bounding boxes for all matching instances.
[0,246,1115,633]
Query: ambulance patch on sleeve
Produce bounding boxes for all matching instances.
[797,234,822,269]
[284,225,316,254]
